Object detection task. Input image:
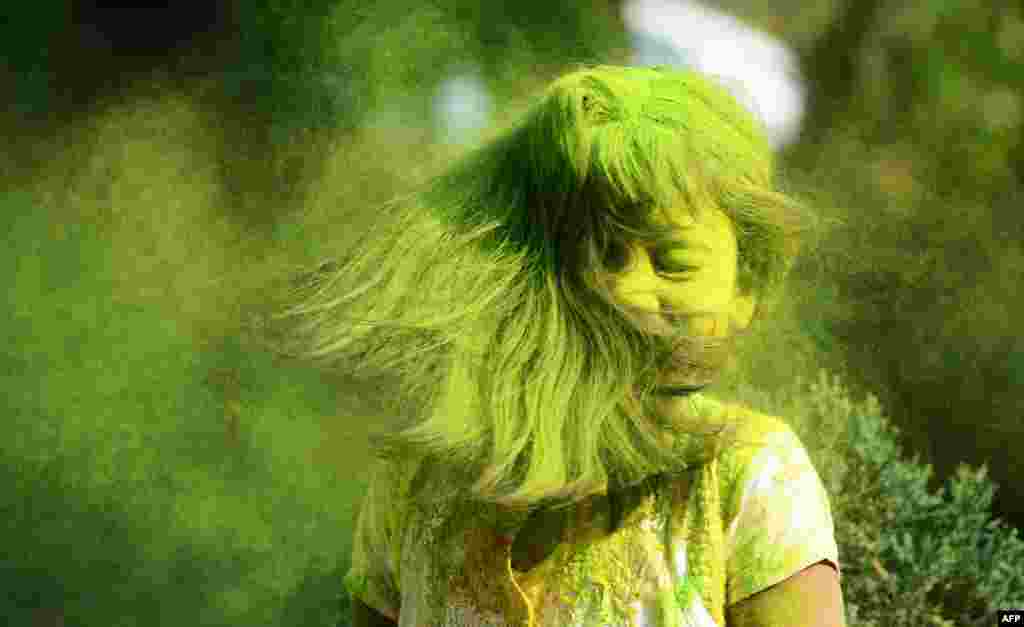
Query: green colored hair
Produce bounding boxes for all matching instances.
[271,64,818,509]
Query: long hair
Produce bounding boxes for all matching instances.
[269,64,818,509]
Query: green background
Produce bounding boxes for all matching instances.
[3,0,1024,624]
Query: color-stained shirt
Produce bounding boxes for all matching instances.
[344,395,841,626]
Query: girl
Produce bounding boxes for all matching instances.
[275,64,844,626]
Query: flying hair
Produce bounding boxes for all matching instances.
[269,64,820,509]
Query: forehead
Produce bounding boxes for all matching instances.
[649,204,734,238]
[630,205,736,261]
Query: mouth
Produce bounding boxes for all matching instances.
[653,383,708,397]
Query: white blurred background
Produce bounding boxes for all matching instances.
[431,0,806,151]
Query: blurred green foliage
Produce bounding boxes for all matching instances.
[5,0,1024,624]
[1,1,68,118]
[2,194,363,626]
[767,0,1024,532]
[219,0,628,142]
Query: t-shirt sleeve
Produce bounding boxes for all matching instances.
[722,413,841,606]
[343,459,403,621]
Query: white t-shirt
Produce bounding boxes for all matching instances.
[345,395,840,626]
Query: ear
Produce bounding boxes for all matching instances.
[730,290,758,331]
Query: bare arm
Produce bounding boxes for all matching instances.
[726,561,845,627]
[351,599,398,627]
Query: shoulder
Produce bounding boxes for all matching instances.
[676,393,794,449]
[354,456,427,556]
[364,454,428,506]
[658,393,801,504]
[721,399,793,443]
[710,399,810,517]
[717,399,802,462]
[697,397,799,471]
[716,401,842,602]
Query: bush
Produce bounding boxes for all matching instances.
[758,369,1024,626]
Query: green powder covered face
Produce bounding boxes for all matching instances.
[606,202,758,390]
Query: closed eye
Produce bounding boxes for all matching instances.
[652,245,702,274]
[656,269,699,283]
[652,257,700,276]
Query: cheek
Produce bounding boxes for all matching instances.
[682,314,727,338]
[667,275,737,337]
[672,274,735,313]
[706,256,739,294]
[700,255,742,311]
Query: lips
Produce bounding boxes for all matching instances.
[654,383,708,397]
